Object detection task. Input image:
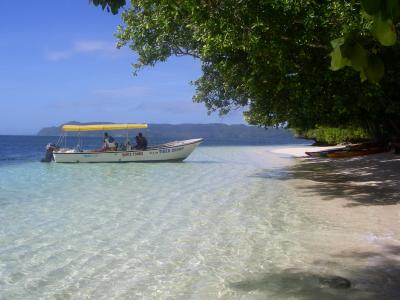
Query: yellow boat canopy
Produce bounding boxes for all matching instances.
[62,123,148,132]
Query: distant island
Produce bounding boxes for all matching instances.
[38,122,303,145]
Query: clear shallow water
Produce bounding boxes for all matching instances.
[0,139,397,299]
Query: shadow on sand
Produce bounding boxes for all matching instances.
[254,154,400,206]
[229,244,400,299]
[237,154,400,299]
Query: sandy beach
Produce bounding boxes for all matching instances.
[267,145,400,299]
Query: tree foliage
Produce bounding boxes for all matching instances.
[330,0,400,83]
[296,126,371,145]
[92,0,400,141]
[90,0,125,14]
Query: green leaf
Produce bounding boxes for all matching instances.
[330,46,351,71]
[346,43,369,72]
[372,15,397,46]
[330,37,345,49]
[360,69,368,81]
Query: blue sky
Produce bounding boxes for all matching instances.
[0,1,245,135]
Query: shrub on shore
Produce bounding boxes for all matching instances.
[295,126,371,145]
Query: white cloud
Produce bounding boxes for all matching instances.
[74,40,115,53]
[45,39,120,61]
[93,86,152,98]
[46,51,71,61]
[47,95,245,124]
[48,85,155,110]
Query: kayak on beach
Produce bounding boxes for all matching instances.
[306,143,388,159]
[325,147,388,158]
[305,147,346,158]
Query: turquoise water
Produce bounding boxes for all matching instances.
[0,143,397,299]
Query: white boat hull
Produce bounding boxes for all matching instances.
[53,139,202,163]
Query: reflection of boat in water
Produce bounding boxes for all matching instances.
[43,124,203,163]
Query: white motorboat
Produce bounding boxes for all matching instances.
[43,123,203,163]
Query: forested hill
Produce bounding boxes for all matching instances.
[37,122,301,145]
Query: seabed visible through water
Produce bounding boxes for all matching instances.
[0,146,399,299]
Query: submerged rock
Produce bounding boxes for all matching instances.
[318,276,351,289]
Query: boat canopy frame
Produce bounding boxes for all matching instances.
[62,123,148,132]
[56,123,148,150]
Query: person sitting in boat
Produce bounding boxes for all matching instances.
[103,132,116,151]
[137,132,148,150]
[124,140,132,151]
[134,135,141,149]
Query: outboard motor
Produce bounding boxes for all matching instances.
[41,143,59,162]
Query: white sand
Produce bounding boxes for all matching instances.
[266,146,400,298]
